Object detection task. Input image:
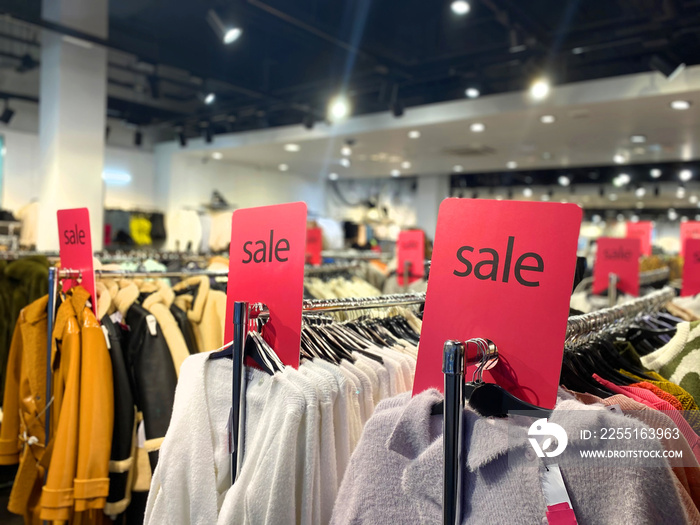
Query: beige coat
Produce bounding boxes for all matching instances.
[172,276,227,352]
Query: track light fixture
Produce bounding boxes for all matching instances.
[134,130,143,147]
[175,126,187,147]
[0,100,15,125]
[206,9,243,45]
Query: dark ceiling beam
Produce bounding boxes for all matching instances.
[478,0,549,49]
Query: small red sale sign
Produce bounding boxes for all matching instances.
[626,221,652,256]
[682,238,700,297]
[397,230,425,286]
[413,199,582,410]
[306,227,322,266]
[593,238,641,296]
[57,208,96,315]
[681,222,700,258]
[225,202,307,368]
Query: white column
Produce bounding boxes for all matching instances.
[36,0,108,250]
[415,175,450,241]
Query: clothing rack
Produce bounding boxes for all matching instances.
[442,285,677,525]
[229,291,427,486]
[304,263,363,275]
[572,267,671,298]
[321,250,392,261]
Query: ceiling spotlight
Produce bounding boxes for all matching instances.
[302,114,315,130]
[204,92,216,105]
[649,54,686,81]
[453,165,464,173]
[284,143,301,152]
[506,161,518,169]
[650,168,662,178]
[391,169,401,177]
[451,0,470,15]
[540,115,556,124]
[540,193,550,202]
[206,9,243,45]
[677,185,686,198]
[690,195,699,205]
[680,169,693,181]
[328,173,338,181]
[408,130,421,139]
[212,151,223,160]
[391,99,405,118]
[470,122,485,132]
[669,208,678,220]
[340,158,351,168]
[523,187,533,197]
[465,87,480,99]
[278,163,289,172]
[341,146,352,156]
[529,78,550,101]
[401,161,411,169]
[558,175,571,187]
[328,95,351,122]
[630,134,647,144]
[619,173,631,185]
[671,100,691,110]
[613,153,628,164]
[0,101,15,125]
[635,186,646,198]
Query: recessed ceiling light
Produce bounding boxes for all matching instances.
[630,134,646,143]
[529,78,550,100]
[453,165,464,173]
[284,143,300,152]
[680,169,693,181]
[540,193,550,201]
[677,185,686,198]
[390,169,401,177]
[613,173,631,187]
[669,209,678,220]
[408,130,421,139]
[540,115,556,124]
[465,87,480,99]
[211,151,223,160]
[341,146,352,156]
[690,195,699,204]
[328,172,338,181]
[223,27,242,44]
[609,193,618,201]
[204,92,216,105]
[340,158,351,168]
[650,168,662,178]
[635,186,646,198]
[401,161,411,169]
[523,187,533,197]
[470,122,485,132]
[682,216,689,222]
[278,163,289,172]
[671,100,691,110]
[328,95,351,122]
[506,161,518,169]
[558,175,570,186]
[613,153,627,164]
[451,0,470,15]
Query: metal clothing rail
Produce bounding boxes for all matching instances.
[572,267,671,296]
[229,291,427,486]
[442,284,677,525]
[304,263,363,275]
[321,250,392,261]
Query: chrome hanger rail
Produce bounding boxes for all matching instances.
[304,263,363,275]
[321,250,392,260]
[572,267,671,295]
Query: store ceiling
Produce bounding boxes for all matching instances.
[1,0,700,137]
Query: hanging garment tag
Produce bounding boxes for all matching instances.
[397,230,425,286]
[540,464,578,525]
[681,221,700,258]
[306,227,323,266]
[137,421,146,448]
[57,208,97,314]
[682,238,700,297]
[146,314,158,336]
[110,311,123,325]
[101,325,112,349]
[413,199,581,409]
[592,238,641,296]
[626,221,653,257]
[225,202,307,367]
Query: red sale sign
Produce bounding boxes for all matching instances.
[397,230,425,286]
[593,237,641,296]
[413,199,582,409]
[681,222,700,258]
[225,202,307,368]
[57,208,96,314]
[682,238,700,296]
[306,227,322,266]
[626,221,652,256]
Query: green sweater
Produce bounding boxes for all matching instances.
[641,321,700,402]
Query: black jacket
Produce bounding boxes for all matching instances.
[170,303,198,355]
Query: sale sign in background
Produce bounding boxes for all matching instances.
[57,208,96,314]
[413,199,582,410]
[306,227,322,266]
[681,221,700,258]
[593,238,641,296]
[626,221,653,256]
[682,238,700,296]
[225,202,307,367]
[397,230,425,286]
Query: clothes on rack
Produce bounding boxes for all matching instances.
[305,275,382,300]
[144,306,422,525]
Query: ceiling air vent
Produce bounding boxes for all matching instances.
[442,145,496,156]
